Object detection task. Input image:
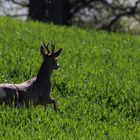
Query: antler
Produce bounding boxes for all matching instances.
[51,41,55,54]
[43,40,50,54]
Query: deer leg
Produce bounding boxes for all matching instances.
[52,100,61,113]
[47,99,57,111]
[44,105,48,111]
[42,98,57,111]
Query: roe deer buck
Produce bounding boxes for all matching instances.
[0,42,62,111]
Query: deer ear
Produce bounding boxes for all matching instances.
[40,46,47,56]
[52,48,62,58]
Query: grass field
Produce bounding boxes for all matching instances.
[0,17,139,139]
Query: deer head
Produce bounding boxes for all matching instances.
[40,41,62,71]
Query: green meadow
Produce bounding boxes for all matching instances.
[0,17,139,139]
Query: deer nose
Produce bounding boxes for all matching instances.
[57,64,60,69]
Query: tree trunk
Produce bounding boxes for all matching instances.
[47,0,71,25]
[29,0,46,21]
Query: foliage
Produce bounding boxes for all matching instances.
[0,17,139,139]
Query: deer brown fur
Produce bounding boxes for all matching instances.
[0,42,62,111]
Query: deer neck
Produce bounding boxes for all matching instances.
[36,62,52,83]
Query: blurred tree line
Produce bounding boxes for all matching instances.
[1,0,140,33]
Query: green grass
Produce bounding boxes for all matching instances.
[0,17,139,139]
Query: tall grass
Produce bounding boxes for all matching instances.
[0,17,139,139]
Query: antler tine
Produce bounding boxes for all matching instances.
[51,41,55,53]
[43,40,50,54]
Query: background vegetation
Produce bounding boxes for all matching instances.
[0,17,139,139]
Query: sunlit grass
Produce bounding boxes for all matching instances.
[0,17,139,139]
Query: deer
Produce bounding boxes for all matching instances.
[0,42,62,111]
